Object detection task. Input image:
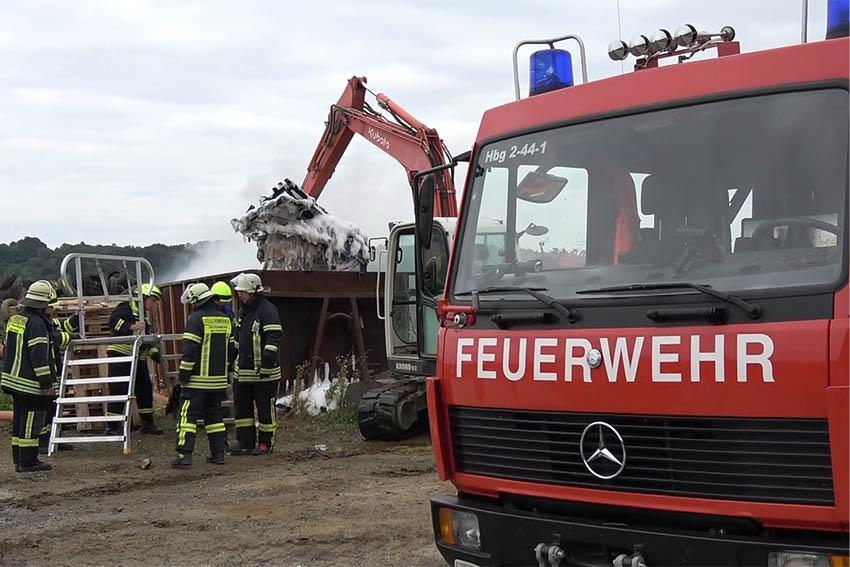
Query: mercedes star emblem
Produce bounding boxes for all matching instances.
[580,421,626,479]
[586,348,602,368]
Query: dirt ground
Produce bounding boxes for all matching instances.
[0,413,450,567]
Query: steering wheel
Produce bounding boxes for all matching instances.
[750,217,839,249]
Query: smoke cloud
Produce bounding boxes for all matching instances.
[160,235,260,283]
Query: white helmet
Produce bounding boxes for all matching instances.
[231,273,264,294]
[181,282,214,305]
[188,283,214,304]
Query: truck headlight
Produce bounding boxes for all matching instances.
[768,552,847,567]
[438,507,481,550]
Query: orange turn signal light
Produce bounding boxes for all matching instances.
[438,507,455,545]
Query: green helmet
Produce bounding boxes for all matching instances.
[185,283,214,305]
[141,283,162,300]
[211,281,232,302]
[21,280,55,308]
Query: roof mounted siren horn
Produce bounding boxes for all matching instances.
[827,0,850,39]
[512,34,588,100]
[608,24,738,70]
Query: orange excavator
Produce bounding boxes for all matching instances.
[301,76,460,439]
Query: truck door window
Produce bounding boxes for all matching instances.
[421,225,449,357]
[423,226,449,298]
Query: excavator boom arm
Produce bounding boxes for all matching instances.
[302,76,457,217]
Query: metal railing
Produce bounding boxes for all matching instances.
[59,253,156,339]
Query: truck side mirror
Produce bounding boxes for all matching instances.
[422,256,438,297]
[417,175,435,249]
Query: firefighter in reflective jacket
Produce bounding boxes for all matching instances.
[212,281,234,317]
[1,280,56,472]
[229,273,282,456]
[171,283,236,468]
[39,290,80,453]
[105,283,164,435]
[211,280,236,430]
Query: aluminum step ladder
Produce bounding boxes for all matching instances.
[48,335,157,455]
[47,252,159,456]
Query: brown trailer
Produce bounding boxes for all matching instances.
[156,270,387,398]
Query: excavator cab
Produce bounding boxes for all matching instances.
[382,220,453,373]
[359,218,454,440]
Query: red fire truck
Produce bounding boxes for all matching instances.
[415,7,850,567]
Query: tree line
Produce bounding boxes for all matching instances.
[0,237,206,286]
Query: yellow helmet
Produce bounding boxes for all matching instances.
[211,281,232,302]
[140,283,162,300]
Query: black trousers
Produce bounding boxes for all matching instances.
[106,357,154,423]
[234,380,278,450]
[11,393,50,466]
[175,388,227,457]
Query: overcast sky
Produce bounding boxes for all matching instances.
[0,0,828,257]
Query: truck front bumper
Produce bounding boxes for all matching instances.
[431,494,849,567]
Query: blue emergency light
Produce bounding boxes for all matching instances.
[529,49,573,96]
[827,0,850,39]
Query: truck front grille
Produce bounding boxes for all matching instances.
[450,407,835,506]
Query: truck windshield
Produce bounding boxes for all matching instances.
[453,89,848,301]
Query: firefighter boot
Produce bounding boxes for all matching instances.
[17,447,52,473]
[228,441,252,456]
[171,452,193,469]
[207,431,226,464]
[140,415,164,435]
[12,445,19,467]
[206,453,225,465]
[252,443,271,455]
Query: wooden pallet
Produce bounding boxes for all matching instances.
[52,298,118,338]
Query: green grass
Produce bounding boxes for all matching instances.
[277,409,361,446]
[0,391,10,411]
[314,408,358,428]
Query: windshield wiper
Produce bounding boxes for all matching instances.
[576,282,762,319]
[456,286,578,323]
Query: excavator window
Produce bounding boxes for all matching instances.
[390,231,417,353]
